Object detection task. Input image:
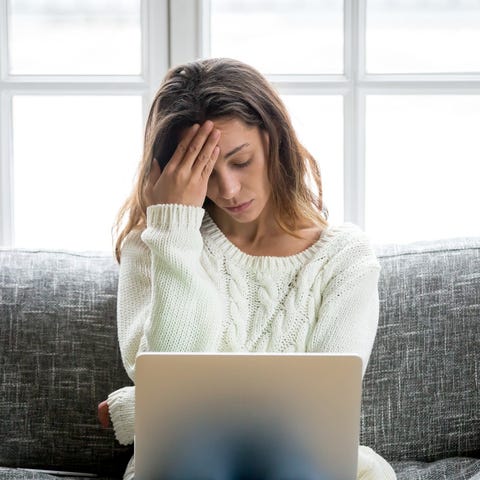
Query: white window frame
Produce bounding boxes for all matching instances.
[0,0,169,247]
[2,0,480,247]
[171,0,480,228]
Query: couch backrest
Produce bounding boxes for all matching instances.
[361,237,480,462]
[1,237,479,472]
[0,250,132,477]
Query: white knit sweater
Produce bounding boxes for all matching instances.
[107,204,396,480]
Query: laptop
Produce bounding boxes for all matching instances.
[135,352,363,480]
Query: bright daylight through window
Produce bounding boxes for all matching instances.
[0,0,479,250]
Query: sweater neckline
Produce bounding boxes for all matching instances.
[201,211,337,270]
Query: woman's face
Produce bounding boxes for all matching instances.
[203,117,272,224]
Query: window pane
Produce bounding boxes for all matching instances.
[282,95,344,224]
[209,0,343,74]
[13,96,143,251]
[8,0,141,75]
[367,0,480,74]
[365,95,480,243]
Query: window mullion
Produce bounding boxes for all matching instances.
[0,0,8,81]
[344,0,366,228]
[0,0,12,246]
[0,0,167,249]
[0,77,147,90]
[144,0,169,118]
[169,0,203,67]
[360,77,480,93]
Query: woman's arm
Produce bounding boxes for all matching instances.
[306,234,381,376]
[118,121,223,379]
[106,205,223,444]
[103,386,135,445]
[105,123,223,444]
[117,204,223,380]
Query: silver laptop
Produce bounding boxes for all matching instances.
[135,352,363,480]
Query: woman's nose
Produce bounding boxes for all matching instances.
[218,175,240,199]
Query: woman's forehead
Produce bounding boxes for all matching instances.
[178,117,262,147]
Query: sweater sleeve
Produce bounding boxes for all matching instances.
[306,231,381,376]
[108,204,223,445]
[107,386,135,445]
[117,203,223,379]
[357,446,396,480]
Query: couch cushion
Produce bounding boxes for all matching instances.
[392,457,480,480]
[0,250,132,477]
[0,467,119,480]
[360,237,480,462]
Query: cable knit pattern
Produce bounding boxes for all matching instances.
[108,203,396,480]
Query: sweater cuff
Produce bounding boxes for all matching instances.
[107,386,135,446]
[146,204,205,231]
[357,445,396,480]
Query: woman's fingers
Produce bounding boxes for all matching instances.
[202,145,220,181]
[168,121,220,174]
[144,158,162,204]
[192,127,221,175]
[150,157,162,183]
[168,122,203,170]
[181,121,217,171]
[144,120,221,207]
[98,400,110,428]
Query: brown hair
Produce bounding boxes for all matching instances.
[113,57,328,262]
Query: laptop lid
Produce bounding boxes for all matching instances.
[135,352,362,480]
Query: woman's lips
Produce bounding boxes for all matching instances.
[225,200,253,213]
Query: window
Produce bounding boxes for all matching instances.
[0,0,168,251]
[201,0,480,243]
[1,0,479,250]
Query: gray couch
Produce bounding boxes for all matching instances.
[1,236,479,479]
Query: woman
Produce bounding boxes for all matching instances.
[98,57,396,480]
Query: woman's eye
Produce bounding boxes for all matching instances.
[234,160,251,169]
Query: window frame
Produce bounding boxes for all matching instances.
[1,0,480,247]
[0,0,169,247]
[172,0,480,229]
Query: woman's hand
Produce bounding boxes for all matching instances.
[145,120,221,208]
[98,399,110,428]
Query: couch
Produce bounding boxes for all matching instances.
[0,236,479,479]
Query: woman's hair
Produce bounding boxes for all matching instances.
[113,57,328,262]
